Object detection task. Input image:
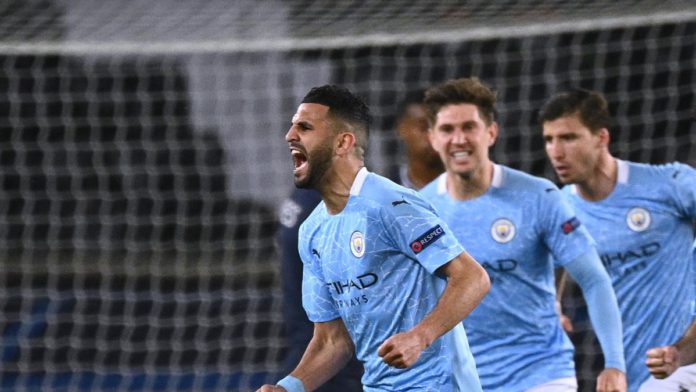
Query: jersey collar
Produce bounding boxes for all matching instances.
[570,159,628,194]
[350,167,369,196]
[616,159,629,184]
[437,164,503,195]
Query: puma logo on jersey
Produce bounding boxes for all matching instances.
[312,248,321,258]
[392,198,410,207]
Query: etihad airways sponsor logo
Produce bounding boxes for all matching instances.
[600,242,660,268]
[326,272,379,295]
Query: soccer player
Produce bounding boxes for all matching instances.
[420,78,626,392]
[390,97,445,189]
[540,89,696,391]
[277,188,363,392]
[274,98,442,392]
[257,85,490,392]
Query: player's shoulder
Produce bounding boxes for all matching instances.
[627,160,694,182]
[419,173,445,199]
[624,160,696,196]
[298,200,327,235]
[498,165,559,194]
[359,171,427,208]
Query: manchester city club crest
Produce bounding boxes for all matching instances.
[626,207,651,232]
[491,218,516,243]
[350,231,365,258]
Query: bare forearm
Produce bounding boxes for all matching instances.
[646,320,696,379]
[414,252,490,346]
[675,320,696,367]
[290,321,355,391]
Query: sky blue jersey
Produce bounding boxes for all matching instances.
[421,164,594,391]
[561,160,696,391]
[299,168,481,392]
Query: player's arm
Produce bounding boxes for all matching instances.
[256,318,354,392]
[377,250,490,368]
[555,268,574,332]
[564,249,626,392]
[646,320,696,379]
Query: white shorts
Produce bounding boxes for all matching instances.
[639,363,696,391]
[525,377,578,392]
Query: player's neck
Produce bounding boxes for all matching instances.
[318,161,362,215]
[576,153,617,202]
[406,155,444,190]
[446,161,493,201]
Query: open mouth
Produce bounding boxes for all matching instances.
[450,151,471,162]
[291,149,308,173]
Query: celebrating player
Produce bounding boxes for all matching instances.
[257,85,490,392]
[420,78,626,392]
[540,89,696,391]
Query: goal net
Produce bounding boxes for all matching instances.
[0,0,694,390]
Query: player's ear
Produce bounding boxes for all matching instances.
[335,131,356,156]
[488,122,499,147]
[597,128,610,148]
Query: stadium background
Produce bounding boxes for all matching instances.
[0,0,694,390]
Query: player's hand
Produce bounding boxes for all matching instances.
[555,301,574,333]
[255,385,287,392]
[559,313,574,333]
[596,368,626,392]
[646,345,680,379]
[377,329,429,369]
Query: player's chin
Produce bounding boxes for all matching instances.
[292,171,313,189]
[293,176,311,189]
[555,172,575,184]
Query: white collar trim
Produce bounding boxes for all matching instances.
[491,163,503,188]
[350,167,369,196]
[571,158,627,194]
[616,159,629,184]
[437,164,502,195]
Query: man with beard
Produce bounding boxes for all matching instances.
[257,85,490,392]
[420,78,626,392]
[540,89,696,391]
[274,95,444,392]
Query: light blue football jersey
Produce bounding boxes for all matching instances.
[562,160,696,391]
[299,168,482,392]
[421,164,594,391]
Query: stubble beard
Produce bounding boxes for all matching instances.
[294,141,334,189]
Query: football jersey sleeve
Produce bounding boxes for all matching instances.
[539,185,595,267]
[669,163,696,219]
[379,193,464,275]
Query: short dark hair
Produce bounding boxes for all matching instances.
[538,89,611,133]
[423,78,497,126]
[302,85,371,157]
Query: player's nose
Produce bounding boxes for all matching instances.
[451,128,466,144]
[285,126,298,143]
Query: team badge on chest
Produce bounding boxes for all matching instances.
[626,207,651,232]
[350,231,365,258]
[491,218,516,243]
